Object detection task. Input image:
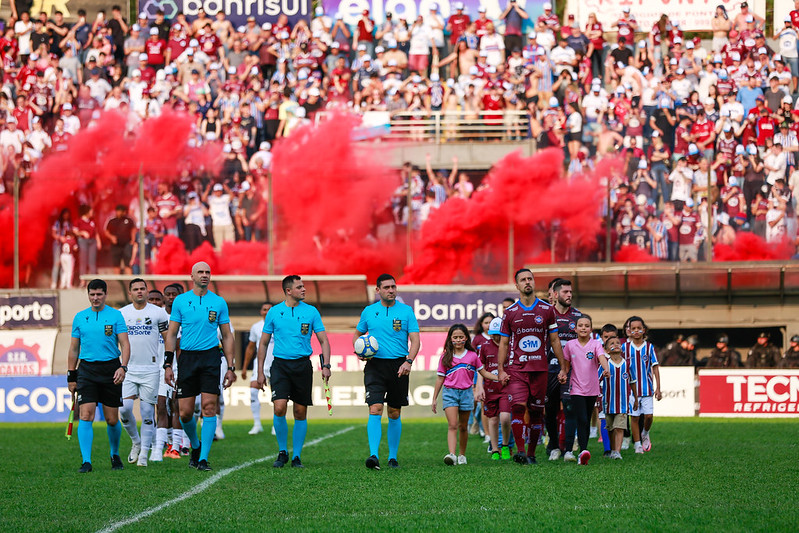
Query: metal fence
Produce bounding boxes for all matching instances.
[319,110,532,143]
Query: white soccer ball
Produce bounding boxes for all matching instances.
[354,335,379,359]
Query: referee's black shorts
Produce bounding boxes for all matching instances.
[364,357,409,409]
[176,348,222,398]
[270,357,313,406]
[77,360,123,407]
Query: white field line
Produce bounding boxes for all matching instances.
[96,425,356,533]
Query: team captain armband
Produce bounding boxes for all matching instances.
[158,321,169,333]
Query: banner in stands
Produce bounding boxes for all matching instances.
[322,0,548,27]
[699,369,799,417]
[0,376,71,422]
[400,288,513,329]
[0,295,58,329]
[0,329,58,376]
[653,366,695,417]
[570,0,766,33]
[137,0,311,27]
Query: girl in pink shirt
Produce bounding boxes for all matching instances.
[562,314,610,465]
[432,324,499,466]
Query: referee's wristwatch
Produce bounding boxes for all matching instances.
[321,364,331,369]
[404,358,414,366]
[120,365,128,372]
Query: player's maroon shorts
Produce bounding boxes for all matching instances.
[505,370,547,409]
[482,389,510,418]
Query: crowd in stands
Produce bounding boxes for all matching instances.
[0,2,797,285]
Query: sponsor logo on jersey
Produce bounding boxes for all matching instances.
[208,310,217,323]
[301,323,310,335]
[569,322,576,330]
[586,351,594,360]
[519,335,541,352]
[622,372,629,380]
[393,318,402,332]
[104,324,113,336]
[534,315,543,324]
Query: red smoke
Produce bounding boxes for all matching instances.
[268,113,403,279]
[401,149,610,284]
[713,232,794,261]
[614,245,659,263]
[0,110,221,287]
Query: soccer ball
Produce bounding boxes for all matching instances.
[354,335,379,359]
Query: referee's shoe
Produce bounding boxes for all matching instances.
[189,445,201,468]
[111,455,124,470]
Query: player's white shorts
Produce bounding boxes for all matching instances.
[158,368,173,398]
[630,395,654,416]
[122,370,160,404]
[219,357,226,405]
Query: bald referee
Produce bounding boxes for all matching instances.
[67,279,131,473]
[164,262,236,471]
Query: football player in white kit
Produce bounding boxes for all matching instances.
[119,279,170,466]
[241,302,274,435]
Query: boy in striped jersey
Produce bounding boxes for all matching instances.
[602,336,638,460]
[624,316,662,454]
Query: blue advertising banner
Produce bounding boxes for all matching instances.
[138,0,311,28]
[401,289,514,328]
[323,0,547,28]
[0,376,72,422]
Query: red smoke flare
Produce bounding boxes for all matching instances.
[401,148,609,284]
[0,110,221,287]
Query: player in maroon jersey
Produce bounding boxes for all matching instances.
[497,269,567,465]
[545,278,582,461]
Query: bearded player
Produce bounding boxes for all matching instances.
[497,269,567,464]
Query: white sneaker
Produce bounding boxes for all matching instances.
[271,426,276,436]
[483,434,491,443]
[457,455,467,465]
[128,443,141,464]
[621,437,631,450]
[563,451,577,462]
[215,425,225,440]
[612,451,623,460]
[150,447,163,462]
[137,453,148,467]
[549,449,561,461]
[642,433,651,452]
[444,453,457,466]
[589,426,598,439]
[634,443,644,454]
[248,425,263,435]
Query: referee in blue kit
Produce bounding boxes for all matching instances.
[257,275,331,468]
[164,261,236,472]
[67,279,131,473]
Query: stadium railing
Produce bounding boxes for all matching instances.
[79,274,371,307]
[317,110,531,143]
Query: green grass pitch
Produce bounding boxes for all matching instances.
[1,418,797,532]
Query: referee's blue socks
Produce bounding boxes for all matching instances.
[367,414,382,458]
[200,416,216,461]
[78,420,93,463]
[387,417,401,460]
[274,415,288,452]
[180,417,201,449]
[293,419,307,459]
[107,421,121,457]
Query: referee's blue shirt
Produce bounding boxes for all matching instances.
[170,290,230,351]
[262,301,324,359]
[356,301,419,359]
[71,306,128,362]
